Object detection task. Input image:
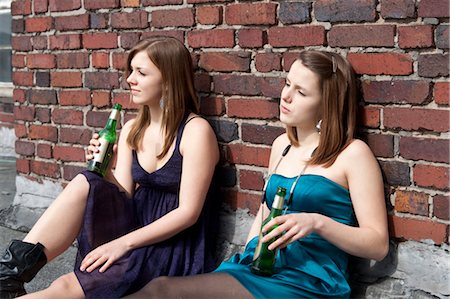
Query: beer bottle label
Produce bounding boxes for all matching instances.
[92,137,110,163]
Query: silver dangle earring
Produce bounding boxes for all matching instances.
[316,119,322,133]
[159,98,164,109]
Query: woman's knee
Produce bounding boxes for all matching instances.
[49,273,84,298]
[140,276,172,298]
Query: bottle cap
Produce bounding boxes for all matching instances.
[113,103,122,111]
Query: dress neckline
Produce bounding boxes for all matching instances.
[271,173,349,192]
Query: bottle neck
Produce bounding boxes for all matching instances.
[271,194,285,210]
[105,109,120,130]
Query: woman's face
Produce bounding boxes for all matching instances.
[126,50,163,107]
[279,60,322,128]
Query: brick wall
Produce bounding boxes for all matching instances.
[3,0,449,246]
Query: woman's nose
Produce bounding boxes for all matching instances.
[281,88,292,103]
[126,73,135,85]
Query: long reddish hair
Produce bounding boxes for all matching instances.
[125,37,199,158]
[286,50,358,167]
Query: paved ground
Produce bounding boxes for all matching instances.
[0,157,76,293]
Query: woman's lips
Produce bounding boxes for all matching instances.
[280,105,290,114]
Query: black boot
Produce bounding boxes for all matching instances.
[0,240,47,299]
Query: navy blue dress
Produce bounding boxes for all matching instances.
[74,116,217,298]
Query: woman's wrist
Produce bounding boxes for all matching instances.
[312,213,325,234]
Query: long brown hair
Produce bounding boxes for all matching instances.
[286,50,358,167]
[125,36,199,158]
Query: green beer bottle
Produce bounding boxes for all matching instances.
[251,186,287,276]
[87,103,122,177]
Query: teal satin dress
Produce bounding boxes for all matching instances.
[215,174,356,298]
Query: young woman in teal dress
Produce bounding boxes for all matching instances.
[127,50,389,299]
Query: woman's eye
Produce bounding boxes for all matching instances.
[297,90,305,96]
[285,81,290,87]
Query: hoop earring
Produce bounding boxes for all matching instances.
[316,119,322,133]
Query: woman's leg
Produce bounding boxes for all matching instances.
[126,273,254,299]
[0,174,90,298]
[17,272,84,299]
[23,173,90,261]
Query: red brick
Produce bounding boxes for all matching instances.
[329,25,395,47]
[225,3,276,25]
[268,26,325,47]
[380,160,410,186]
[362,80,430,104]
[25,16,52,32]
[15,124,27,138]
[434,82,450,106]
[255,53,281,72]
[112,52,128,71]
[60,127,93,145]
[238,29,265,48]
[63,165,85,181]
[14,106,35,121]
[360,106,380,128]
[121,0,140,7]
[53,145,85,162]
[200,96,225,116]
[242,123,285,146]
[11,0,32,15]
[398,25,434,48]
[227,143,271,167]
[12,54,26,68]
[29,125,58,142]
[141,31,184,43]
[187,0,230,3]
[315,0,376,22]
[49,34,82,50]
[384,108,449,133]
[27,54,55,69]
[13,89,26,103]
[15,140,35,156]
[11,36,32,51]
[228,98,279,119]
[364,133,394,158]
[31,36,48,50]
[59,90,91,106]
[223,190,261,215]
[12,72,33,87]
[111,11,148,29]
[55,14,89,31]
[436,25,450,49]
[83,32,118,49]
[152,8,193,28]
[119,32,141,49]
[56,52,89,69]
[389,215,448,244]
[51,72,82,87]
[86,111,111,127]
[188,29,234,48]
[28,89,57,105]
[36,108,50,123]
[113,92,139,110]
[214,74,284,98]
[0,113,14,123]
[240,169,264,191]
[92,52,110,69]
[49,0,81,11]
[84,0,119,10]
[92,91,111,108]
[194,73,211,93]
[279,1,311,24]
[400,137,449,163]
[395,190,429,216]
[381,0,415,19]
[30,160,60,179]
[85,72,120,89]
[16,159,30,174]
[197,6,222,25]
[414,164,449,190]
[433,195,450,220]
[348,53,413,75]
[418,54,449,78]
[199,52,250,72]
[282,52,301,71]
[52,108,83,125]
[37,143,52,159]
[418,0,450,17]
